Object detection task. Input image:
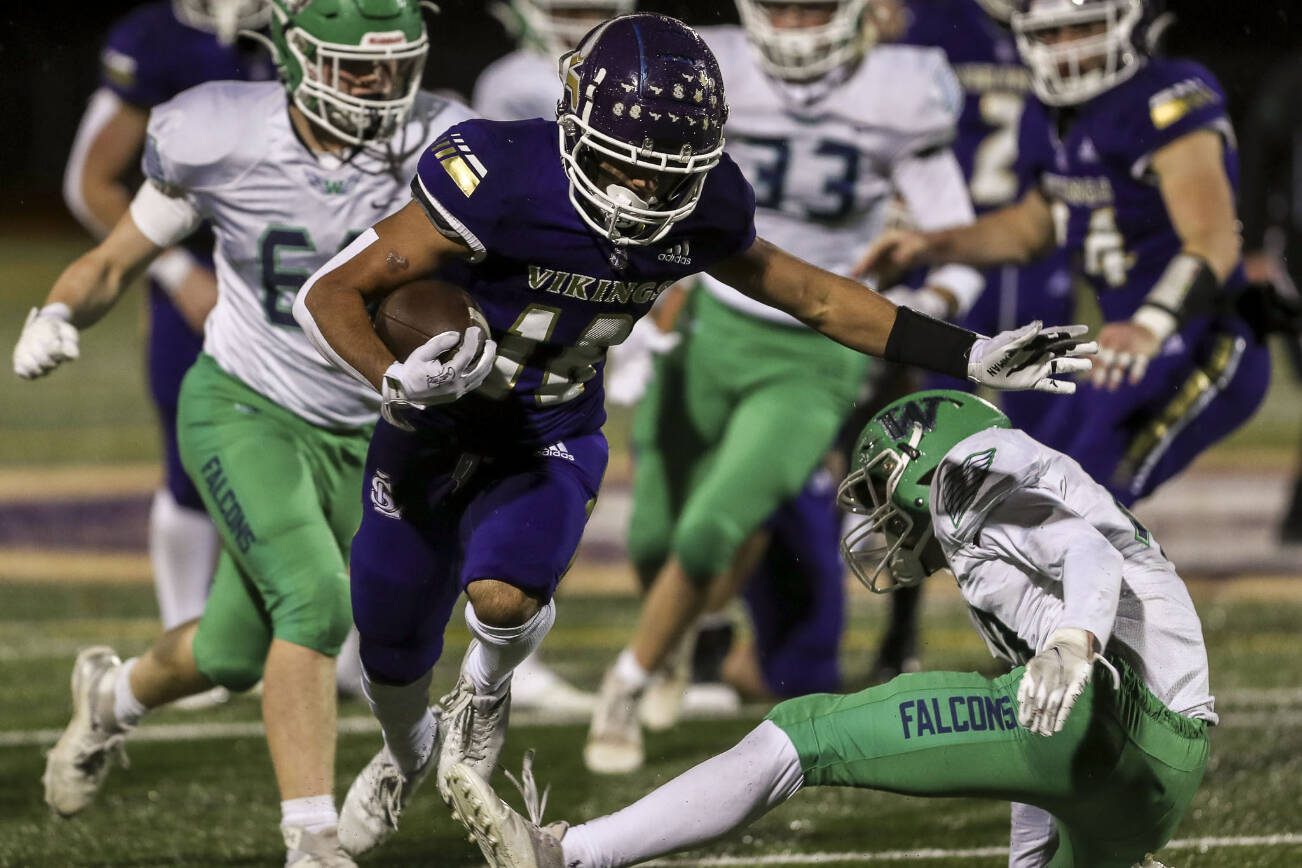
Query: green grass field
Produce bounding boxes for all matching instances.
[1,581,1300,867]
[3,233,1302,866]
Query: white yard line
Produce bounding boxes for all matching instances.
[644,834,1302,865]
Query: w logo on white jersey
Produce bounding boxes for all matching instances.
[658,240,692,265]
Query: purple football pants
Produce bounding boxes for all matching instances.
[744,468,845,697]
[1036,322,1271,506]
[350,420,608,685]
[148,283,206,510]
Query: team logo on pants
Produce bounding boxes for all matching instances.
[370,470,401,519]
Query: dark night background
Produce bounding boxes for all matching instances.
[0,1,1296,226]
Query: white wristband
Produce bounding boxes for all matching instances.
[1132,304,1178,343]
[41,302,73,322]
[147,248,196,296]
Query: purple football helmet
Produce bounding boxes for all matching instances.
[556,13,728,246]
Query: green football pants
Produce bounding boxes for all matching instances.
[628,289,868,582]
[766,660,1209,867]
[177,354,371,690]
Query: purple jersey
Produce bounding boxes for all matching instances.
[1029,58,1241,322]
[901,0,1052,214]
[410,117,756,449]
[100,1,272,110]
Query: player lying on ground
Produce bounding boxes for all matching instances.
[13,1,466,863]
[293,12,1094,859]
[443,389,1213,868]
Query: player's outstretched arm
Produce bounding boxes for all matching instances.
[1092,130,1243,390]
[13,209,164,379]
[853,189,1058,281]
[708,238,1093,393]
[294,200,493,394]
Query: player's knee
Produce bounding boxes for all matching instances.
[673,512,742,585]
[626,522,671,582]
[270,571,353,656]
[465,579,541,627]
[195,646,265,693]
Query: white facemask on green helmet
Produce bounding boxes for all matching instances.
[270,0,430,146]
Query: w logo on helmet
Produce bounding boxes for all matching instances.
[878,396,963,441]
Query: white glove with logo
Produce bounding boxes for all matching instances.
[14,304,79,380]
[1017,627,1107,737]
[604,318,680,407]
[968,322,1096,394]
[380,326,497,431]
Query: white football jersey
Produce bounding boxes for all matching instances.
[698,28,964,325]
[472,49,561,121]
[931,427,1216,723]
[143,81,475,429]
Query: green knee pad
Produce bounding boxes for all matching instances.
[268,568,353,656]
[193,635,267,693]
[672,509,746,583]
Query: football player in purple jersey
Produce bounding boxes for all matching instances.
[61,0,272,678]
[294,13,1092,853]
[861,0,1272,507]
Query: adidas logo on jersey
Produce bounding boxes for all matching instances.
[1077,137,1099,163]
[657,241,692,265]
[537,442,575,462]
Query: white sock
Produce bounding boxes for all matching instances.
[281,794,338,834]
[462,599,556,696]
[361,667,436,777]
[613,648,650,692]
[561,720,803,868]
[113,657,147,729]
[335,628,364,697]
[148,489,220,629]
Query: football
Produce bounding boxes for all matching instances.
[373,278,489,362]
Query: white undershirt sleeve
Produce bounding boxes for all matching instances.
[892,149,985,317]
[63,88,124,239]
[128,180,203,249]
[292,227,382,389]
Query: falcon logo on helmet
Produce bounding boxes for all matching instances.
[1011,0,1154,106]
[837,390,1010,593]
[267,0,432,146]
[556,14,728,246]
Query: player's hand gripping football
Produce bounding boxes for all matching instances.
[380,326,497,430]
[1017,628,1106,736]
[13,304,79,379]
[967,322,1096,394]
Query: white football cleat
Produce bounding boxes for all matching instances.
[511,653,595,716]
[584,666,644,774]
[338,741,435,856]
[43,646,130,817]
[443,757,567,868]
[282,825,357,867]
[637,639,691,732]
[681,682,742,718]
[436,643,511,801]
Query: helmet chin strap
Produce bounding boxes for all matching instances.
[606,184,651,209]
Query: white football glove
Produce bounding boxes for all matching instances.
[968,322,1096,394]
[380,326,497,431]
[1017,627,1117,737]
[14,304,79,380]
[604,318,680,407]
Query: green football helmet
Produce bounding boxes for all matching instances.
[268,0,431,145]
[837,390,1010,593]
